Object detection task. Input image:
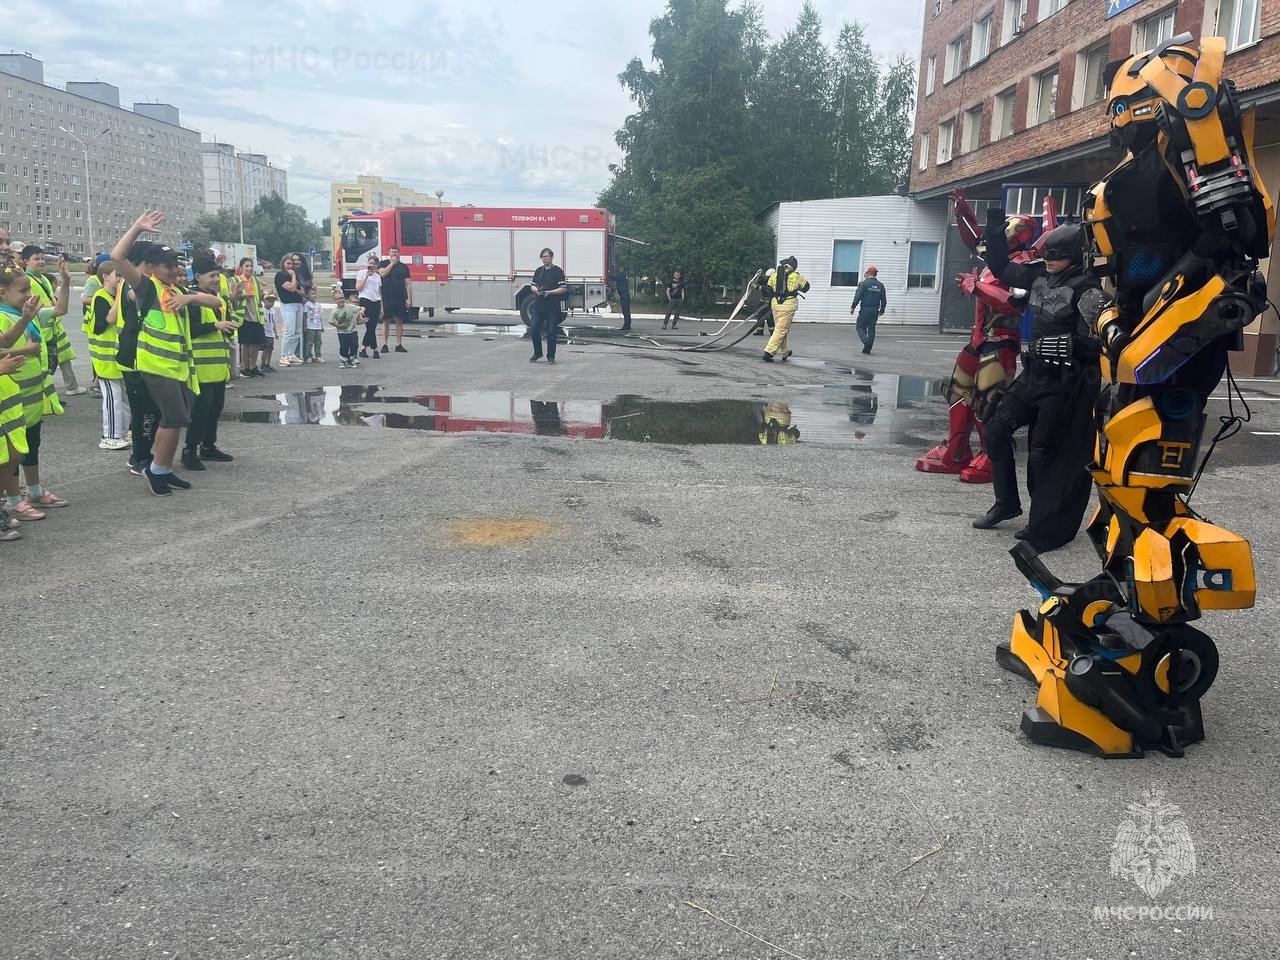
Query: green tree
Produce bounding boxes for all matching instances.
[181,208,240,258]
[246,193,323,264]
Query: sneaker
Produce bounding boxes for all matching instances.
[65,386,88,396]
[164,471,192,491]
[225,382,236,389]
[246,368,263,378]
[1,509,17,530]
[380,344,389,353]
[547,358,557,365]
[199,445,234,462]
[261,363,276,373]
[315,357,326,363]
[30,490,68,508]
[128,458,149,477]
[359,349,370,358]
[530,355,542,363]
[9,500,45,521]
[394,345,407,353]
[371,349,380,359]
[99,438,131,451]
[143,466,172,497]
[350,359,359,367]
[0,526,21,542]
[180,449,206,471]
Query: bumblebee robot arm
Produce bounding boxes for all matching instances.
[997,34,1275,758]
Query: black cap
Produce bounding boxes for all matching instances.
[127,240,155,265]
[143,244,180,266]
[191,253,218,275]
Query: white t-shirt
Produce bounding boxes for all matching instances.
[262,303,282,338]
[356,268,382,302]
[304,302,324,330]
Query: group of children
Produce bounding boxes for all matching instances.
[0,210,377,543]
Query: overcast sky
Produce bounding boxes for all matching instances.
[8,0,923,222]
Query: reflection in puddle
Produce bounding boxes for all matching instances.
[224,371,946,447]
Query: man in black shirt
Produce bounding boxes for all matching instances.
[529,248,567,364]
[663,270,686,330]
[378,247,412,353]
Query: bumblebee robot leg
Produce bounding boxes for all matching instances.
[998,34,1273,757]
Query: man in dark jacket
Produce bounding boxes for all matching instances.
[972,209,1108,553]
[849,266,887,354]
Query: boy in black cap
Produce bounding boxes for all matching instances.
[181,253,237,470]
[111,212,221,496]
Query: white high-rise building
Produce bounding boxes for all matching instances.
[201,141,288,215]
[0,52,203,254]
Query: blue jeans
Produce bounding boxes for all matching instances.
[281,303,303,359]
[529,299,561,360]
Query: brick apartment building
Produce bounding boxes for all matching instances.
[910,0,1280,371]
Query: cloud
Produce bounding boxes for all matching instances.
[6,0,921,220]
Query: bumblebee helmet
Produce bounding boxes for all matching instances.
[1105,33,1199,151]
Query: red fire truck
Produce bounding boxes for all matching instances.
[337,206,615,324]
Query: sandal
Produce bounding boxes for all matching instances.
[31,491,69,508]
[10,500,46,521]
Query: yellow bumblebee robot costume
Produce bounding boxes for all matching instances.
[997,34,1275,757]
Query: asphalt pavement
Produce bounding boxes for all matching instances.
[3,314,1278,958]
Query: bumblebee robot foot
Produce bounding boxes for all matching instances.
[997,543,1219,758]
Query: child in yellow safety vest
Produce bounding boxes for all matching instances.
[0,261,67,523]
[0,268,44,540]
[181,253,238,471]
[110,211,222,497]
[19,245,85,396]
[86,260,132,451]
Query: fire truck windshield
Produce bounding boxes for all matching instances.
[341,220,379,263]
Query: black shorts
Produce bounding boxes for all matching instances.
[239,321,266,345]
[381,301,407,322]
[139,372,194,428]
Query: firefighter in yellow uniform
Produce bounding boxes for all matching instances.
[762,256,809,362]
[183,253,238,470]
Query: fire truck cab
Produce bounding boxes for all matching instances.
[337,206,614,325]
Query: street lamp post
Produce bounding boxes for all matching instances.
[59,125,110,254]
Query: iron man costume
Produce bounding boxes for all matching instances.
[915,190,1055,482]
[998,34,1275,757]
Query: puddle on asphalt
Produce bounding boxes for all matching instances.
[422,322,619,341]
[223,370,946,446]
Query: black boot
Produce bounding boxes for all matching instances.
[180,449,206,471]
[762,351,774,363]
[973,502,1021,529]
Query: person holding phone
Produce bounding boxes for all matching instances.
[274,253,306,366]
[378,247,412,353]
[357,252,382,359]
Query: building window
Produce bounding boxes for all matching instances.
[1039,0,1069,21]
[1217,0,1261,50]
[1028,68,1058,126]
[938,119,955,163]
[925,56,936,95]
[1074,41,1109,109]
[993,87,1017,140]
[1135,7,1176,51]
[920,132,930,171]
[831,240,863,287]
[907,242,940,289]
[961,106,983,153]
[971,13,993,65]
[944,36,965,82]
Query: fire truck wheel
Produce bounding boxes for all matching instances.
[519,297,536,328]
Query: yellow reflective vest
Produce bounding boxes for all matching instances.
[136,276,200,394]
[190,299,231,384]
[86,287,124,380]
[0,307,31,458]
[0,303,61,428]
[27,270,76,365]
